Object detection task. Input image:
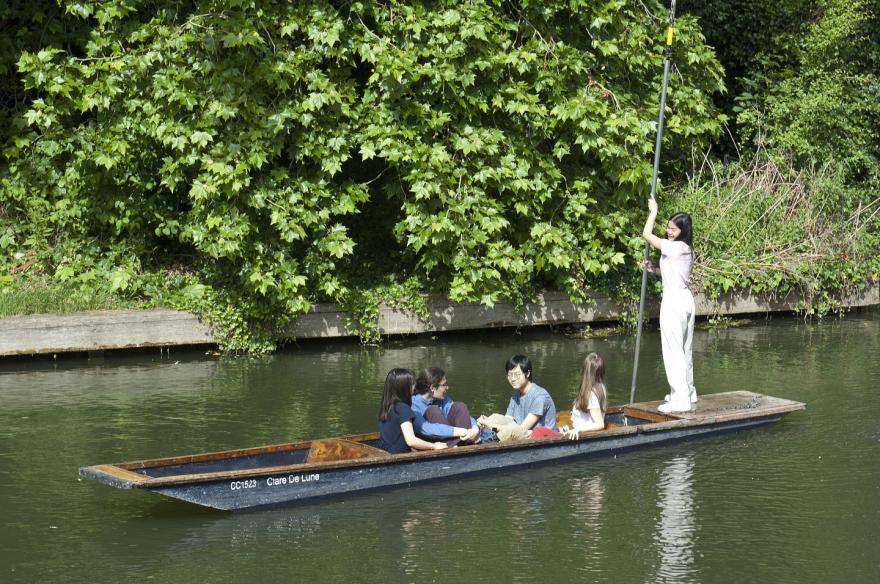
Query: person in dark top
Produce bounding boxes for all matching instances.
[378,368,449,454]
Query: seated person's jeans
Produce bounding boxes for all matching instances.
[479,426,499,442]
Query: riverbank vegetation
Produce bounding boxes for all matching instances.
[1,0,877,350]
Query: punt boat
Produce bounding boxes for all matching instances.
[79,390,804,511]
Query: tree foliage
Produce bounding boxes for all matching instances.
[741,0,880,186]
[683,0,812,118]
[681,0,879,308]
[1,0,725,347]
[688,0,880,185]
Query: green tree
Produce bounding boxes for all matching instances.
[2,0,725,347]
[743,0,880,184]
[683,0,812,124]
[671,0,880,309]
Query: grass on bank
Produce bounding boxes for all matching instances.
[0,277,150,318]
[665,148,880,313]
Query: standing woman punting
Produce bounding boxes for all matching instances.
[642,198,698,413]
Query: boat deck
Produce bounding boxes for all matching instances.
[630,390,799,419]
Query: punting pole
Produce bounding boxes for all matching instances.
[629,0,678,405]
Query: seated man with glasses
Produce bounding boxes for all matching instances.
[412,367,481,447]
[477,354,558,441]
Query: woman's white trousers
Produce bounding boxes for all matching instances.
[660,289,697,407]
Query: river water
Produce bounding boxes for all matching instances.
[1,311,878,583]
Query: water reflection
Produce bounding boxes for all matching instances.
[2,312,878,583]
[568,476,605,541]
[155,465,612,580]
[398,508,452,578]
[0,357,221,405]
[565,474,607,569]
[653,454,697,583]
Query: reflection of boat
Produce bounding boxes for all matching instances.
[79,391,804,511]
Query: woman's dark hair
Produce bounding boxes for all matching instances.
[669,212,693,247]
[505,354,533,380]
[378,368,415,421]
[415,367,445,396]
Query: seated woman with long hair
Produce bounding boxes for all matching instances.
[562,352,608,439]
[378,368,449,454]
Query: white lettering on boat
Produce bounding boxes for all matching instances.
[229,479,258,491]
[262,473,321,487]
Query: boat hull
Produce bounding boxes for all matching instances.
[79,391,804,511]
[147,415,782,510]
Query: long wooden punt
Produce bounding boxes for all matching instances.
[79,391,804,511]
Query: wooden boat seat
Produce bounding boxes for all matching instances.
[557,411,573,428]
[306,438,392,463]
[558,410,617,431]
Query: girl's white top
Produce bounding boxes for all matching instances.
[572,389,602,429]
[659,239,693,292]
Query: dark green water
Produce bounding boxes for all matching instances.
[1,312,878,583]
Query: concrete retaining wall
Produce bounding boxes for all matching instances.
[0,309,215,356]
[1,285,877,357]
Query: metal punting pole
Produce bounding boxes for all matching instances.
[629,0,677,405]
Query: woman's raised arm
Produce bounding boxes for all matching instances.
[642,198,665,251]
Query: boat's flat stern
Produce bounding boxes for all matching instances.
[79,464,150,489]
